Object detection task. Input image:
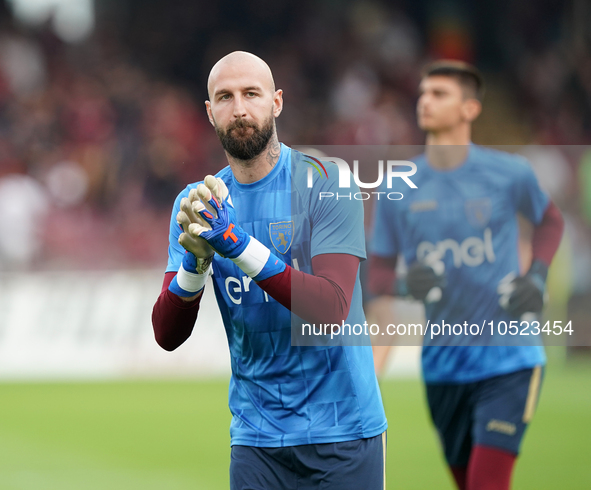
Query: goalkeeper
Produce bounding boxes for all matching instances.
[152,51,387,490]
[367,61,564,490]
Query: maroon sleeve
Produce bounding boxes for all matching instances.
[151,271,203,351]
[532,201,564,266]
[256,253,359,325]
[367,255,397,296]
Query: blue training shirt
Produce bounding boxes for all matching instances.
[167,144,387,447]
[371,145,548,384]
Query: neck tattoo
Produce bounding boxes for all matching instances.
[266,137,280,168]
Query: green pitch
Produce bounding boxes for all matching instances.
[0,352,589,489]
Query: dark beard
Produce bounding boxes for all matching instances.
[216,116,274,161]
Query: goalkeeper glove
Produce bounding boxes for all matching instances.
[177,192,215,262]
[190,175,250,259]
[189,175,285,281]
[405,253,446,302]
[168,189,216,298]
[498,260,548,317]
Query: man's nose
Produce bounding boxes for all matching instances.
[418,95,429,111]
[233,96,248,119]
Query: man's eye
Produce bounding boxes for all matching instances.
[220,94,231,100]
[246,92,257,97]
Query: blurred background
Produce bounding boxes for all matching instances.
[0,0,590,272]
[0,0,589,489]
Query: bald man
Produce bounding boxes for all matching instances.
[152,52,387,489]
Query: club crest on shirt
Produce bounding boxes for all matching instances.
[269,221,294,254]
[465,198,492,228]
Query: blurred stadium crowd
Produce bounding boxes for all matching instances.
[0,0,589,279]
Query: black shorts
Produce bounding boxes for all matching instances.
[230,432,387,490]
[426,366,543,467]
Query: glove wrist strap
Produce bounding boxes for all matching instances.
[527,259,549,282]
[231,237,286,281]
[168,252,212,297]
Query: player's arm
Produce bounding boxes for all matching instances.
[256,253,358,325]
[152,188,214,351]
[367,255,398,297]
[531,200,564,269]
[365,202,404,377]
[513,160,564,270]
[152,272,203,351]
[500,200,564,316]
[500,162,565,316]
[364,256,401,375]
[367,252,445,302]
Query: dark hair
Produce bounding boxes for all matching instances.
[422,60,485,101]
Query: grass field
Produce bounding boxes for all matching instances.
[0,352,589,489]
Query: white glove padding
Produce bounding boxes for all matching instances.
[191,176,231,220]
[188,175,251,259]
[187,176,232,240]
[177,189,214,259]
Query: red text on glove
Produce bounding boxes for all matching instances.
[223,223,238,243]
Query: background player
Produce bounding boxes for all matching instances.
[368,60,564,489]
[152,51,387,490]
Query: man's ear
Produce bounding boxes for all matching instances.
[205,100,215,127]
[273,89,283,118]
[462,98,482,123]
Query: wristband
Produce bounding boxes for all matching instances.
[527,259,549,284]
[230,237,286,281]
[168,252,212,297]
